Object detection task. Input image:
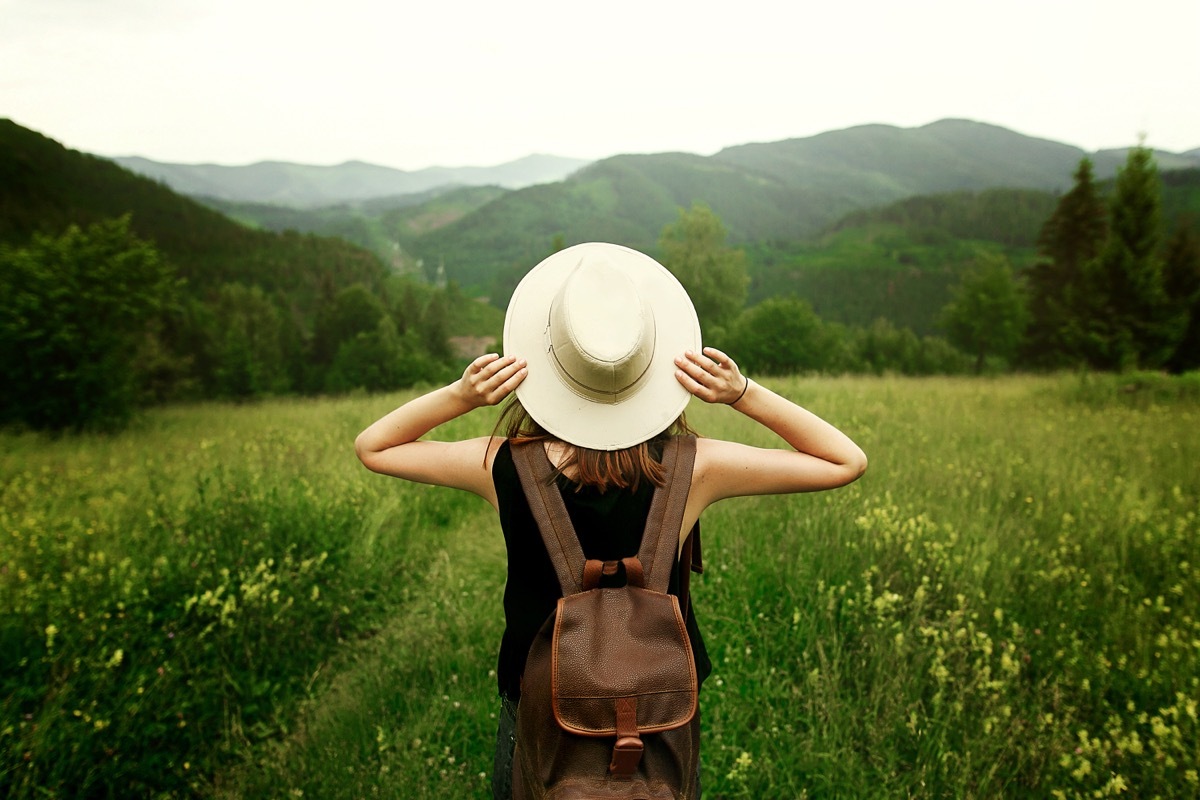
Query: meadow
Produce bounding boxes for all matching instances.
[2,373,1198,798]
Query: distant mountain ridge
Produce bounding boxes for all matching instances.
[112,119,1198,215]
[145,119,1199,297]
[111,153,591,207]
[403,120,1200,293]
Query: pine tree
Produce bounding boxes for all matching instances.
[1163,222,1200,372]
[1090,146,1180,368]
[1023,159,1106,366]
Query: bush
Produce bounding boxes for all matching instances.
[726,297,828,375]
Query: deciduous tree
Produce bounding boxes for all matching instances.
[0,216,178,430]
[209,283,288,398]
[941,254,1029,373]
[658,203,748,332]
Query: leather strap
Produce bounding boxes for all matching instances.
[609,697,643,778]
[583,558,645,590]
[511,441,586,595]
[622,557,645,589]
[582,559,604,591]
[637,436,697,593]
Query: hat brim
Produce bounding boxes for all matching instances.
[503,243,701,450]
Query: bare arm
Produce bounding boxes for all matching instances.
[354,353,527,507]
[674,347,867,511]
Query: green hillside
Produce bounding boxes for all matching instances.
[202,185,508,270]
[362,184,506,222]
[407,149,871,295]
[746,188,1059,334]
[158,120,1198,316]
[0,119,385,305]
[403,120,1173,300]
[745,226,1021,335]
[715,119,1080,199]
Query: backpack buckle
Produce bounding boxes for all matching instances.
[609,735,644,778]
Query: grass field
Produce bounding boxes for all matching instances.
[2,374,1198,798]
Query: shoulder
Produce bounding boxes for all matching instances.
[692,436,743,466]
[687,437,772,510]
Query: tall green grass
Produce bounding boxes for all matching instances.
[3,375,1197,798]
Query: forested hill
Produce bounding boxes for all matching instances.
[715,120,1200,198]
[405,120,1199,297]
[0,118,386,302]
[1,118,498,427]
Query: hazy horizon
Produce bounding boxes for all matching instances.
[3,0,1198,171]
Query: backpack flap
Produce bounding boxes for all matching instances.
[551,587,698,738]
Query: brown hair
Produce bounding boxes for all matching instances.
[493,398,697,492]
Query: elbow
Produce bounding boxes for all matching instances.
[852,450,868,481]
[354,432,379,472]
[840,448,868,486]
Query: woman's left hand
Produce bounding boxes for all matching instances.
[674,347,748,405]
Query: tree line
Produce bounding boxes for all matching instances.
[666,147,1199,378]
[3,146,1197,433]
[942,147,1200,373]
[0,216,465,431]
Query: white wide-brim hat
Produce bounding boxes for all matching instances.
[503,242,701,451]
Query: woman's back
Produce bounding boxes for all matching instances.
[490,438,710,700]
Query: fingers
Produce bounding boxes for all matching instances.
[468,352,497,373]
[465,353,527,406]
[674,348,743,404]
[493,364,527,398]
[674,364,708,399]
[702,346,734,368]
[674,350,724,403]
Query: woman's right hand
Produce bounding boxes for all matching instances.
[674,347,749,405]
[456,353,527,408]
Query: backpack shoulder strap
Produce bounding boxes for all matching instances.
[638,435,697,593]
[510,440,586,596]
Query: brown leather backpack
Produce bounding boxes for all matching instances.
[509,435,700,800]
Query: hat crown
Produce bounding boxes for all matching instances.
[504,241,700,450]
[548,259,655,402]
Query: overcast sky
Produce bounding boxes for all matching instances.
[2,0,1197,170]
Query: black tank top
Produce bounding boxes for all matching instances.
[491,439,711,700]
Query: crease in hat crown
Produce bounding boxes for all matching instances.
[546,255,656,404]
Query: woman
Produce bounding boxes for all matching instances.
[355,243,867,798]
